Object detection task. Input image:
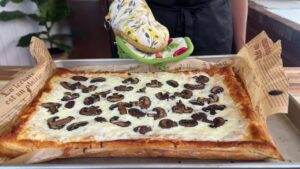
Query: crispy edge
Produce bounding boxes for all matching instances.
[0,68,283,160]
[0,138,281,160]
[205,66,282,159]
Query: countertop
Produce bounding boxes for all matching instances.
[0,66,299,102]
[250,0,300,30]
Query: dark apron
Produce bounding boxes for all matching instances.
[146,0,233,55]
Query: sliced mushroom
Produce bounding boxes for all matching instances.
[47,116,75,129]
[59,81,84,92]
[77,83,86,90]
[202,104,226,115]
[193,75,209,84]
[73,82,84,88]
[83,94,100,105]
[133,125,152,134]
[65,101,75,109]
[109,116,131,127]
[90,77,106,83]
[204,104,226,111]
[118,105,128,115]
[136,87,146,93]
[71,76,88,81]
[179,119,198,127]
[107,93,124,102]
[191,112,212,123]
[159,119,178,129]
[189,97,206,106]
[169,95,176,100]
[269,90,283,96]
[166,80,179,88]
[109,102,133,114]
[155,92,170,100]
[109,102,133,110]
[147,107,167,120]
[95,90,111,98]
[94,116,107,123]
[79,106,102,116]
[184,83,205,90]
[128,108,146,118]
[209,117,227,128]
[60,81,76,91]
[122,77,139,84]
[138,96,151,109]
[146,80,163,88]
[210,86,224,94]
[61,92,79,101]
[172,100,193,114]
[114,85,133,91]
[174,89,193,99]
[207,94,219,104]
[66,121,88,131]
[41,102,62,114]
[81,85,97,93]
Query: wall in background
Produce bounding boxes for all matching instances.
[0,1,38,66]
[0,1,70,66]
[248,0,300,67]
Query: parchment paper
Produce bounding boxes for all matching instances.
[0,37,55,135]
[0,31,288,164]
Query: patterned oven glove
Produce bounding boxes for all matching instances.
[106,0,194,68]
[106,0,170,53]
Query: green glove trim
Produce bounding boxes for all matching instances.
[116,36,194,66]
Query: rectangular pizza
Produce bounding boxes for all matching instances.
[0,66,282,160]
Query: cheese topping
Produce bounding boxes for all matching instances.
[18,72,247,143]
[107,0,169,50]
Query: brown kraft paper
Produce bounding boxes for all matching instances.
[0,31,288,164]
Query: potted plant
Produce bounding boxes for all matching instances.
[0,0,72,57]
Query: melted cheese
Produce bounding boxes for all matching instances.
[18,72,247,143]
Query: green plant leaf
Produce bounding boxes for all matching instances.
[0,10,26,21]
[30,0,47,6]
[12,0,24,2]
[27,13,40,21]
[0,0,9,6]
[0,0,23,7]
[38,0,70,22]
[0,11,40,22]
[51,33,71,40]
[17,32,45,47]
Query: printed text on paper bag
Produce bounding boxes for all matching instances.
[0,73,42,105]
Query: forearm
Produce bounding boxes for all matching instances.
[231,0,248,51]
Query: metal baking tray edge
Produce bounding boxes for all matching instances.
[5,56,300,168]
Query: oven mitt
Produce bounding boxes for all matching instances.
[106,0,169,53]
[116,36,194,69]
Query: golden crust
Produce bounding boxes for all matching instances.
[0,67,283,161]
[0,138,281,160]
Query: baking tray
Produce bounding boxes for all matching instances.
[4,56,300,168]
